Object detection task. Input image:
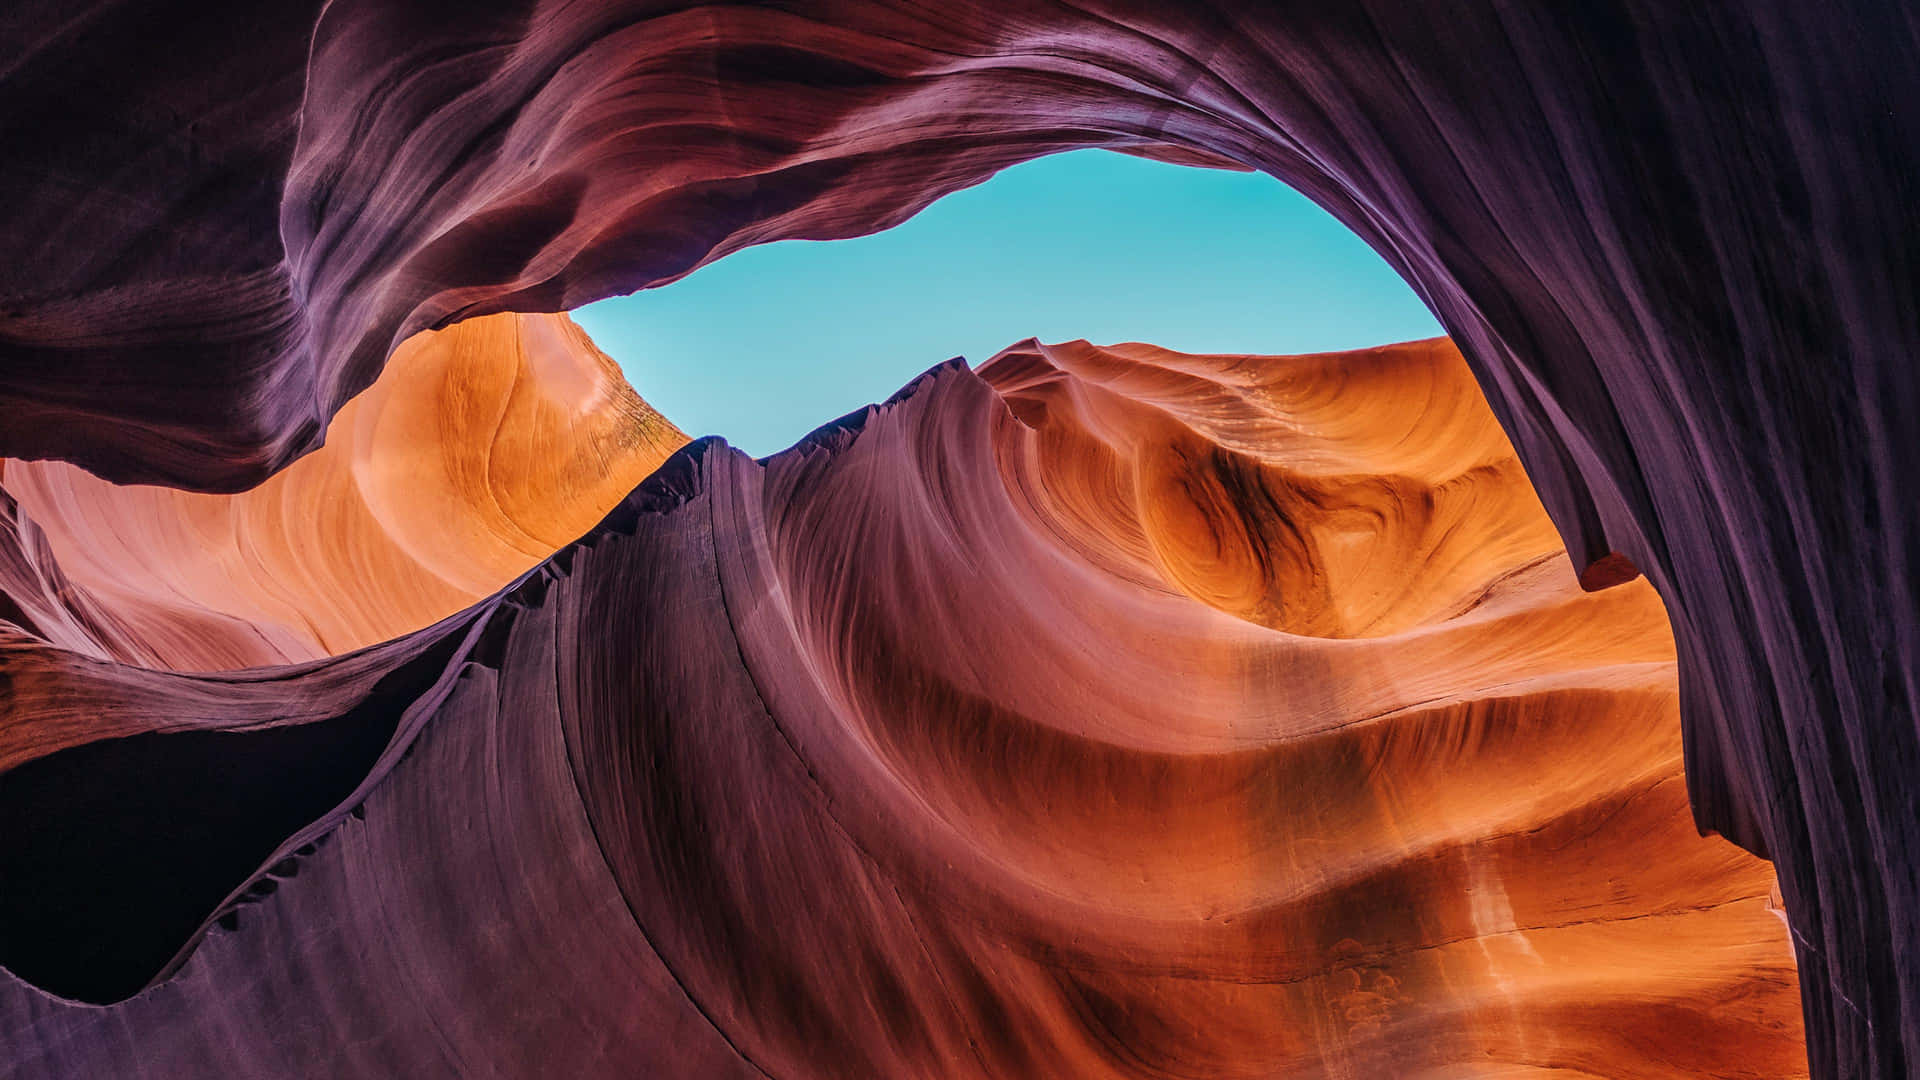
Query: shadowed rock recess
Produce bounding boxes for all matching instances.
[0,3,1911,1077]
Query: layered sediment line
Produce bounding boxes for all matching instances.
[0,340,1805,1078]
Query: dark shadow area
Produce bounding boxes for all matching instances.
[0,631,466,1003]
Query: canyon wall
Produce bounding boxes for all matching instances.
[0,311,682,670]
[2,2,1915,1074]
[0,337,1806,1077]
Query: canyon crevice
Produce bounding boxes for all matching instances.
[1,335,1806,1076]
[2,3,1915,1076]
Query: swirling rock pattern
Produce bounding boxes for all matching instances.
[0,338,1805,1077]
[2,2,1914,1074]
[0,311,684,671]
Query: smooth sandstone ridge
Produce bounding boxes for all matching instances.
[0,337,1806,1077]
[0,311,685,671]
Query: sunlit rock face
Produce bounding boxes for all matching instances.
[0,336,1805,1077]
[0,312,683,671]
[2,3,1914,1075]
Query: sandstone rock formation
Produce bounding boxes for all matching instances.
[0,335,1806,1077]
[1,311,683,671]
[2,3,1914,1075]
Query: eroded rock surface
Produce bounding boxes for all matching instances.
[3,3,1914,1072]
[0,340,1805,1078]
[0,311,682,670]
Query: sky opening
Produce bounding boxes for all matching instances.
[573,149,1442,457]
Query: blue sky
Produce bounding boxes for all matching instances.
[573,149,1442,457]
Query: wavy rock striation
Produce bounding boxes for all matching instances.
[0,311,683,671]
[0,339,1805,1077]
[2,3,1914,1073]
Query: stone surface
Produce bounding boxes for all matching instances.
[0,311,683,670]
[0,339,1805,1077]
[2,3,1915,1073]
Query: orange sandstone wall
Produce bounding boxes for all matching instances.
[0,312,683,670]
[0,335,1804,1078]
[1,9,1912,1070]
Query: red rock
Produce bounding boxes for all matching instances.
[2,3,1914,1074]
[0,336,1806,1077]
[0,311,682,671]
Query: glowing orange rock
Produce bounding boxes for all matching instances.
[1,312,684,670]
[0,334,1804,1078]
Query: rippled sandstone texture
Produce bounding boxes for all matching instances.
[0,3,1912,1075]
[0,336,1805,1077]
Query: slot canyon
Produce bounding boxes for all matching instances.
[0,3,1914,1077]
